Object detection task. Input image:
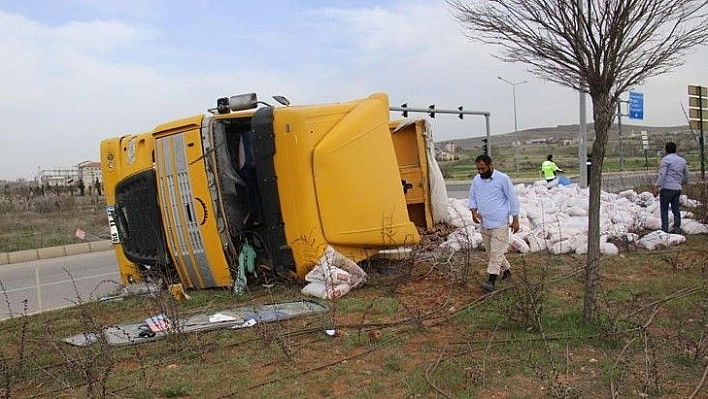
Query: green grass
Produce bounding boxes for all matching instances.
[439,137,704,181]
[1,189,707,397]
[159,382,191,397]
[0,194,109,252]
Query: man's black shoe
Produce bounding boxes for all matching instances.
[501,270,512,283]
[481,281,495,293]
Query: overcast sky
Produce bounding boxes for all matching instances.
[1,1,706,181]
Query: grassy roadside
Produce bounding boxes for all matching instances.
[438,138,705,182]
[0,193,109,253]
[1,180,707,397]
[0,233,706,398]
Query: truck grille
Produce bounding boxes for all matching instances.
[114,170,172,270]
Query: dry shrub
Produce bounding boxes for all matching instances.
[683,181,707,224]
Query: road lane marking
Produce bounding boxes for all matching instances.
[0,272,120,294]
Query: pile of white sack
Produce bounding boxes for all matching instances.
[443,181,707,255]
[301,246,368,300]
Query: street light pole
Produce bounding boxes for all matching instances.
[498,76,527,174]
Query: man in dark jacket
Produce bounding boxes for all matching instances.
[655,142,689,234]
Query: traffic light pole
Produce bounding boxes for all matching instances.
[389,105,492,157]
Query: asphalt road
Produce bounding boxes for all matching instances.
[446,183,469,200]
[0,251,120,320]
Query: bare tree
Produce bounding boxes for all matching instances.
[447,0,708,320]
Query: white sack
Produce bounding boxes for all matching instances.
[611,210,635,225]
[527,232,549,252]
[566,206,587,216]
[682,219,708,235]
[550,239,575,254]
[447,198,475,228]
[637,214,662,231]
[567,197,589,210]
[524,204,542,220]
[637,231,686,250]
[423,124,451,225]
[440,226,483,250]
[600,242,619,256]
[618,189,636,199]
[509,232,530,254]
[306,245,367,288]
[301,282,351,300]
[575,243,587,255]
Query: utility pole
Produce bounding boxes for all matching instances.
[617,100,623,170]
[497,76,527,174]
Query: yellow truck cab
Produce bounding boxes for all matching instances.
[101,93,424,289]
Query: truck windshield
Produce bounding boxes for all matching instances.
[211,118,262,236]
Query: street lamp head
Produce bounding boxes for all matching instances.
[498,76,528,86]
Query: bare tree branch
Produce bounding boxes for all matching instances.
[447,0,708,97]
[447,0,708,320]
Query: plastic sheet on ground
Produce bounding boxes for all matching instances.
[63,299,328,346]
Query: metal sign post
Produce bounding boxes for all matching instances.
[641,130,649,169]
[688,85,706,179]
[617,92,643,173]
[616,98,629,170]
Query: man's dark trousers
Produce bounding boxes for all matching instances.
[659,188,681,233]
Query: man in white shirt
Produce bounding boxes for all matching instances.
[468,154,520,293]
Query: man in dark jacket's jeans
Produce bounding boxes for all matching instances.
[655,142,689,234]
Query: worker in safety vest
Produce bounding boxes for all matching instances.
[541,154,563,188]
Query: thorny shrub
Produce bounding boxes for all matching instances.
[683,182,708,224]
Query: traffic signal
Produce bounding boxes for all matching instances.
[457,106,464,120]
[481,138,488,155]
[428,104,435,118]
[401,103,408,118]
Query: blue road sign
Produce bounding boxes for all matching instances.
[629,92,644,120]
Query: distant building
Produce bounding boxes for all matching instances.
[434,148,457,161]
[443,142,456,153]
[77,160,102,186]
[38,168,76,187]
[37,160,102,188]
[525,138,547,144]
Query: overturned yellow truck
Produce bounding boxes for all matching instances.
[100,92,444,290]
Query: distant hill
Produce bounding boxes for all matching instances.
[437,123,693,150]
